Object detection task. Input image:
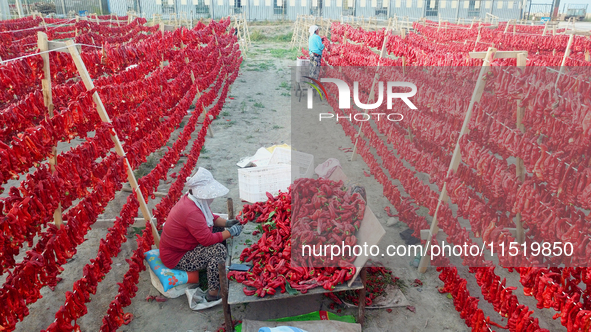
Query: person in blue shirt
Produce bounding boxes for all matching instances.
[308,25,325,80]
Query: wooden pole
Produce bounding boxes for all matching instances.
[351,33,388,161]
[227,198,234,219]
[38,32,63,228]
[514,52,527,244]
[418,47,497,273]
[291,15,299,49]
[207,114,215,137]
[244,12,251,49]
[190,71,215,138]
[402,55,406,75]
[556,33,574,86]
[542,20,547,36]
[15,0,23,18]
[473,27,481,51]
[339,30,348,73]
[357,267,367,325]
[65,40,161,248]
[218,262,234,332]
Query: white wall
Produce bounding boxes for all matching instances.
[0,0,10,19]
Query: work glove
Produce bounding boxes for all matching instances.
[225,219,240,227]
[228,224,243,237]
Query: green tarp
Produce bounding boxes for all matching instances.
[234,310,357,332]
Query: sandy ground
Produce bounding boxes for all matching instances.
[9,26,567,332]
[558,21,591,30]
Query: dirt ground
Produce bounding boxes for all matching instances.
[9,25,566,332]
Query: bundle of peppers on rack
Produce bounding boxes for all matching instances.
[321,22,591,331]
[0,16,158,61]
[41,50,229,332]
[229,177,363,298]
[99,19,241,332]
[0,18,241,332]
[0,38,209,276]
[314,60,548,330]
[0,55,44,106]
[383,101,582,330]
[153,23,242,230]
[0,27,191,186]
[329,100,498,329]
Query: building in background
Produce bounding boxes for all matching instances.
[109,0,526,21]
[0,0,10,19]
[3,0,107,18]
[0,0,544,21]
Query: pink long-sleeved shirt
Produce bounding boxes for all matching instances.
[160,195,222,269]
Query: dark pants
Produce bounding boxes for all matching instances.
[309,52,322,80]
[174,227,227,291]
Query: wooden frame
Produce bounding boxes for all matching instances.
[555,33,574,86]
[418,47,528,273]
[65,40,161,248]
[220,198,236,332]
[47,41,81,53]
[514,52,527,244]
[233,12,252,54]
[351,32,389,162]
[38,32,63,228]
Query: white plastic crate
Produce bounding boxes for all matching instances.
[269,147,314,180]
[238,165,292,203]
[296,58,310,83]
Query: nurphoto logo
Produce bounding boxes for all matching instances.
[305,77,418,110]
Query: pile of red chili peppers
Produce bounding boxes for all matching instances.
[326,265,398,307]
[229,178,363,298]
[291,177,366,267]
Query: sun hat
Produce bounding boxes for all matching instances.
[185,167,229,199]
[309,25,319,35]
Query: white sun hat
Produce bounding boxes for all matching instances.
[185,167,229,199]
[309,25,319,35]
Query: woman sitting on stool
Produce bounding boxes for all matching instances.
[160,167,242,301]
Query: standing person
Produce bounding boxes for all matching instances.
[160,167,243,302]
[308,25,325,80]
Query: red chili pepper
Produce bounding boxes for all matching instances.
[243,287,256,296]
[230,179,369,298]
